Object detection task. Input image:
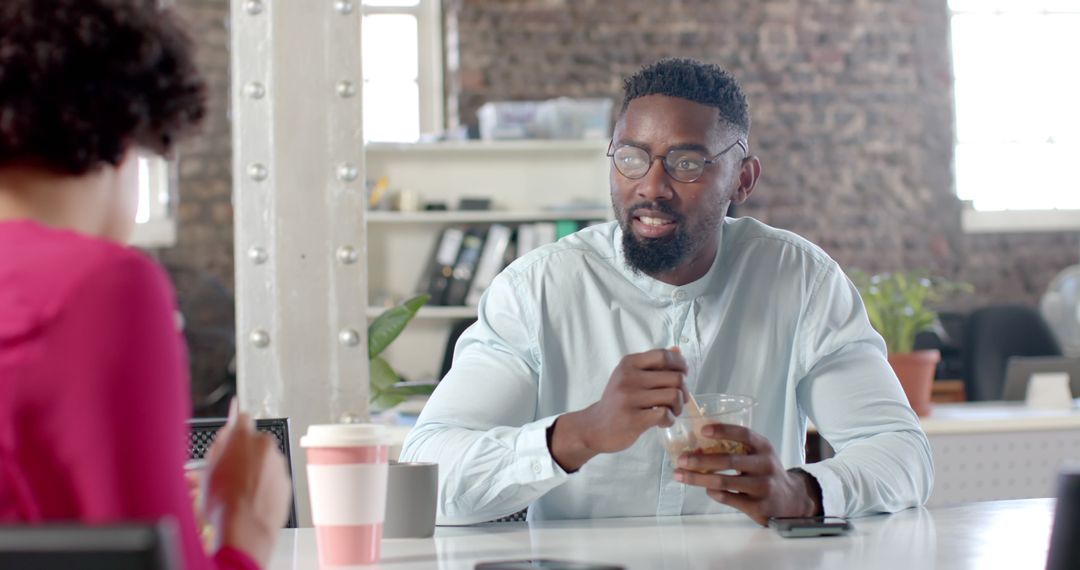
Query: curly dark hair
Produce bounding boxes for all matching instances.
[621,57,750,137]
[0,0,206,175]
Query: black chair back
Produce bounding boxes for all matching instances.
[1047,467,1080,570]
[186,417,298,528]
[488,509,528,523]
[0,522,178,570]
[962,304,1063,401]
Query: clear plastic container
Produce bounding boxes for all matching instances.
[477,97,613,140]
[535,97,613,139]
[477,101,542,140]
[660,393,756,472]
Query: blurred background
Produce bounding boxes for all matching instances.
[139,0,1079,414]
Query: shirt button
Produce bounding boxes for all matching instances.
[679,336,689,344]
[673,290,686,302]
[533,462,542,474]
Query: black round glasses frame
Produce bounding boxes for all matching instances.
[606,139,748,183]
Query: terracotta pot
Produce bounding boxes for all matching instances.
[887,349,941,417]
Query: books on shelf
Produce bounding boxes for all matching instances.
[419,226,465,306]
[465,224,512,307]
[444,226,487,306]
[421,218,606,307]
[532,222,557,251]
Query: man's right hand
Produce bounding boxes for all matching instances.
[549,347,688,472]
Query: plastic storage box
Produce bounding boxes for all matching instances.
[477,98,612,140]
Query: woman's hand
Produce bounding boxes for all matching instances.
[201,400,292,567]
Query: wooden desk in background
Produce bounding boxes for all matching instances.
[931,379,966,403]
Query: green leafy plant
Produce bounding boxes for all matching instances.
[369,293,436,410]
[849,271,972,355]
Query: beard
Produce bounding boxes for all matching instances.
[616,201,692,275]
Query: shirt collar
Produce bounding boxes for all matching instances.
[612,219,727,302]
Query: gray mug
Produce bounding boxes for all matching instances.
[383,461,438,539]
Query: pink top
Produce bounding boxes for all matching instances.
[0,220,258,570]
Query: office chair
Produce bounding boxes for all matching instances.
[0,522,178,570]
[186,418,298,528]
[1047,466,1080,570]
[488,509,528,523]
[961,304,1063,401]
[440,318,478,380]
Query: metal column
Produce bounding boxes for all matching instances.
[230,0,367,526]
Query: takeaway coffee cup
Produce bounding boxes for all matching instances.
[301,423,390,566]
[383,461,438,539]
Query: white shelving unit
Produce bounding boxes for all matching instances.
[367,209,610,224]
[364,140,612,381]
[366,305,478,320]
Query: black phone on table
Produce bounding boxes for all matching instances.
[768,516,853,538]
[475,559,625,570]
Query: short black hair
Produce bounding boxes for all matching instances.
[621,58,750,137]
[0,0,206,175]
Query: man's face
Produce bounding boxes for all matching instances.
[609,94,745,279]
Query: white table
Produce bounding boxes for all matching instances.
[269,498,1055,570]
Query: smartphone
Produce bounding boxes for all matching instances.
[768,516,853,538]
[475,559,625,570]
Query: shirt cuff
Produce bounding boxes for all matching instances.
[519,414,571,482]
[796,462,845,517]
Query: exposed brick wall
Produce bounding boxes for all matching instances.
[159,0,1078,391]
[158,0,235,414]
[447,0,1080,309]
[961,233,1080,310]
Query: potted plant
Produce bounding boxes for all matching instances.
[849,271,971,416]
[369,293,437,410]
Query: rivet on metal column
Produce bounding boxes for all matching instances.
[230,0,368,526]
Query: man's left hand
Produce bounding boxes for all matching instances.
[672,423,822,526]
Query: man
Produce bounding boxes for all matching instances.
[400,58,933,525]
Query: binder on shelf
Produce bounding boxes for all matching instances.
[421,226,465,305]
[444,225,488,306]
[554,219,578,240]
[502,234,518,269]
[516,223,538,256]
[465,224,512,307]
[532,222,557,249]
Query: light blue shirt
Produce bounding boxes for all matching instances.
[401,217,933,524]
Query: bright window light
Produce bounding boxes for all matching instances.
[362,11,420,142]
[130,155,175,247]
[361,0,442,143]
[363,0,419,6]
[950,1,1080,211]
[136,157,151,224]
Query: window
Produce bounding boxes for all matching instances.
[950,0,1080,231]
[129,156,176,247]
[129,0,178,248]
[362,0,444,142]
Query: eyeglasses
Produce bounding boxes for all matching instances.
[606,139,747,183]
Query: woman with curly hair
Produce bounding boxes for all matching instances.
[0,1,290,568]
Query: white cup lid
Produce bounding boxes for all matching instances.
[300,423,389,448]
